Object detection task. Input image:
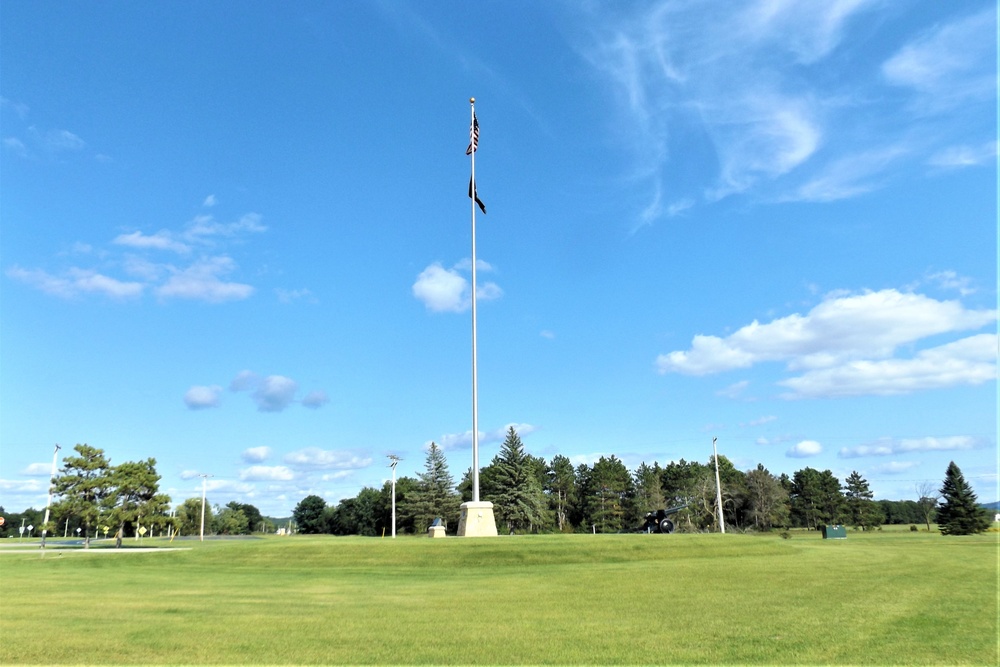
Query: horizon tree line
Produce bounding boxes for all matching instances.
[2,437,990,541]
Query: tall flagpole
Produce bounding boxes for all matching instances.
[457,97,497,537]
[470,97,480,504]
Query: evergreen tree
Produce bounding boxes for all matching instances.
[546,455,577,532]
[843,471,883,531]
[631,462,665,527]
[51,444,113,548]
[582,456,633,533]
[937,461,990,536]
[488,427,547,533]
[407,442,461,532]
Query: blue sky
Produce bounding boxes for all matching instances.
[2,1,996,518]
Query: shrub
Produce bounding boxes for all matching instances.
[910,525,918,532]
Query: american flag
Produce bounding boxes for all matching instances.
[465,112,479,155]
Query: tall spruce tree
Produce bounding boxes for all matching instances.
[489,427,546,533]
[937,461,990,536]
[408,442,461,532]
[843,471,883,531]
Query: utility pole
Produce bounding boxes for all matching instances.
[387,455,401,538]
[713,437,725,534]
[198,474,213,542]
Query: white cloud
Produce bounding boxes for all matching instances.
[3,136,27,156]
[184,385,222,410]
[925,270,977,297]
[881,8,996,106]
[787,440,823,458]
[284,448,373,470]
[839,435,987,459]
[7,266,144,299]
[21,463,53,476]
[436,423,538,452]
[657,289,996,391]
[744,415,777,427]
[44,129,85,151]
[790,146,907,203]
[178,470,201,480]
[717,380,750,399]
[301,390,329,409]
[230,370,260,392]
[184,213,266,240]
[253,376,298,412]
[412,261,503,313]
[242,446,272,463]
[781,334,996,399]
[156,256,254,303]
[239,465,294,481]
[927,141,998,169]
[413,263,467,312]
[203,195,217,207]
[869,461,921,475]
[113,230,189,254]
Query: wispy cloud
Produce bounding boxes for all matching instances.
[284,448,373,471]
[9,205,269,304]
[839,435,987,458]
[579,1,992,224]
[435,423,539,452]
[239,465,294,481]
[7,266,144,299]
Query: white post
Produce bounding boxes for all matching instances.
[388,455,400,538]
[40,443,61,548]
[198,474,212,542]
[713,437,725,534]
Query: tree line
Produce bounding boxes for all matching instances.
[293,427,992,537]
[2,438,989,542]
[0,444,279,544]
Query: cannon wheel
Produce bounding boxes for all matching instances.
[659,518,675,534]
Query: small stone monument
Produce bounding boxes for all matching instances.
[427,517,446,538]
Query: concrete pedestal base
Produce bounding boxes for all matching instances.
[457,501,498,537]
[428,525,446,538]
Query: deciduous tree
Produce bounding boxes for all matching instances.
[292,494,327,534]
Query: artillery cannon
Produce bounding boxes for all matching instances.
[639,504,688,534]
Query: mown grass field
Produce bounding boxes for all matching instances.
[1,529,996,665]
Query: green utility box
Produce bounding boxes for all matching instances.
[822,524,847,539]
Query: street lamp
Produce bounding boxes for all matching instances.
[387,455,401,538]
[712,437,725,534]
[198,474,213,542]
[40,443,61,549]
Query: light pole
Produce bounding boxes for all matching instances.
[712,437,725,534]
[387,455,400,538]
[40,443,61,549]
[198,474,213,542]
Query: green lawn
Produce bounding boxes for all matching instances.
[1,530,996,665]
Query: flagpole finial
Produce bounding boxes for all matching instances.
[470,97,475,104]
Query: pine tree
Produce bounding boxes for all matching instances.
[489,427,546,533]
[407,442,461,532]
[937,461,990,536]
[843,471,883,531]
